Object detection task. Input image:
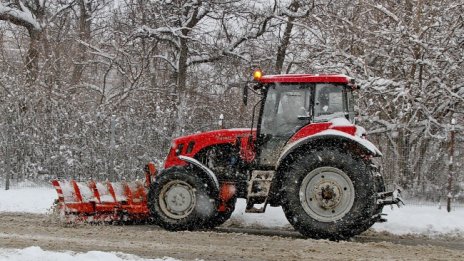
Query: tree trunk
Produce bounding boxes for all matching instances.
[275,16,295,74]
[71,0,92,86]
[26,29,41,81]
[275,0,303,74]
[172,31,189,137]
[414,134,430,191]
[397,129,413,188]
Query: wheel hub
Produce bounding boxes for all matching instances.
[299,167,355,222]
[166,186,192,212]
[159,181,196,219]
[316,183,342,209]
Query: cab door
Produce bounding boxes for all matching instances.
[256,83,312,167]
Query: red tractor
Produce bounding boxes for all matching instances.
[52,71,401,240]
[145,70,401,239]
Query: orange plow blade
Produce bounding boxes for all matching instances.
[51,179,151,223]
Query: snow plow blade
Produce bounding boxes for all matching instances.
[51,163,157,223]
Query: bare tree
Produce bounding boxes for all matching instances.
[0,0,43,79]
[274,0,312,74]
[136,0,276,136]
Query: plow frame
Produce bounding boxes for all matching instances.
[52,179,151,223]
[51,162,158,223]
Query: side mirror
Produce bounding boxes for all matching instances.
[348,78,360,90]
[297,115,311,120]
[243,85,248,106]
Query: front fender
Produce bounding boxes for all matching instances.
[276,129,382,168]
[178,155,220,193]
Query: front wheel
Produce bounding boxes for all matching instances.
[147,167,217,231]
[281,149,378,240]
[204,196,237,228]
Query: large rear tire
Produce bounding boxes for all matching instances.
[147,167,218,231]
[281,149,378,240]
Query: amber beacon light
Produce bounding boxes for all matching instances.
[253,69,263,81]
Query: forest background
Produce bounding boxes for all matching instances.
[0,0,463,201]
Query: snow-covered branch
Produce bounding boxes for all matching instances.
[369,4,399,23]
[136,25,181,49]
[0,1,41,31]
[188,13,274,65]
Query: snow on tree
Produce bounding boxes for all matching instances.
[0,0,462,199]
[0,0,43,79]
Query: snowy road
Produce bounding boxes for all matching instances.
[1,187,464,260]
[0,212,463,260]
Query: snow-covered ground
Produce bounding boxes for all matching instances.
[1,186,462,236]
[0,187,56,214]
[0,246,178,261]
[231,199,464,236]
[0,187,463,260]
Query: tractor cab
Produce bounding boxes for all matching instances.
[250,71,358,167]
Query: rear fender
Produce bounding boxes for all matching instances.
[178,155,220,195]
[269,131,382,206]
[277,130,381,169]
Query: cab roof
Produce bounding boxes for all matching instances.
[257,74,351,84]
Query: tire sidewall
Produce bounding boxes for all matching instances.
[282,149,376,239]
[148,168,217,231]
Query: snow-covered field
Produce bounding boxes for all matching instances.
[0,187,57,214]
[0,187,463,260]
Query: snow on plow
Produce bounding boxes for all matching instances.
[51,163,157,223]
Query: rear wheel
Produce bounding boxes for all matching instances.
[147,168,217,231]
[281,149,377,240]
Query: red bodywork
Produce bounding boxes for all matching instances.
[256,74,350,84]
[164,123,357,169]
[163,73,356,169]
[164,128,257,169]
[289,123,356,143]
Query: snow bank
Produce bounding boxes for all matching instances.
[230,199,464,236]
[0,187,56,214]
[230,199,290,228]
[372,206,464,236]
[0,246,178,261]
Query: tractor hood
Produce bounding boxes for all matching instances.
[164,128,256,168]
[173,128,255,145]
